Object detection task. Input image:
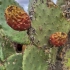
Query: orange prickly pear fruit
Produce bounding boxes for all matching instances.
[5,5,31,31]
[50,32,67,47]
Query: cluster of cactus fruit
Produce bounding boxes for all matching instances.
[0,0,70,70]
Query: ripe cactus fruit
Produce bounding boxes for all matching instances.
[5,5,31,31]
[0,0,30,46]
[50,32,67,47]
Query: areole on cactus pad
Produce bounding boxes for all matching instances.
[4,5,31,31]
[49,32,67,47]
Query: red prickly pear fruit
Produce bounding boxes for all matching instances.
[49,32,67,47]
[5,5,31,31]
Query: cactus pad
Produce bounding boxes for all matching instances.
[28,0,70,49]
[23,45,49,70]
[5,53,23,70]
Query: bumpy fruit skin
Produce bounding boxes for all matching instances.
[50,32,67,47]
[5,5,31,31]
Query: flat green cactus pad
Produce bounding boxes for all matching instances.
[0,65,5,70]
[5,53,23,70]
[23,45,49,70]
[64,49,70,69]
[28,0,70,48]
[0,29,16,60]
[0,0,30,44]
[0,43,4,61]
[2,40,15,60]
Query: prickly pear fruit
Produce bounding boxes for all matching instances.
[50,32,67,47]
[5,5,31,31]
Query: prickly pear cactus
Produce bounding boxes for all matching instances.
[28,0,70,48]
[27,0,70,70]
[23,45,49,70]
[5,53,23,70]
[0,0,30,44]
[0,0,70,70]
[0,29,16,70]
[0,29,15,60]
